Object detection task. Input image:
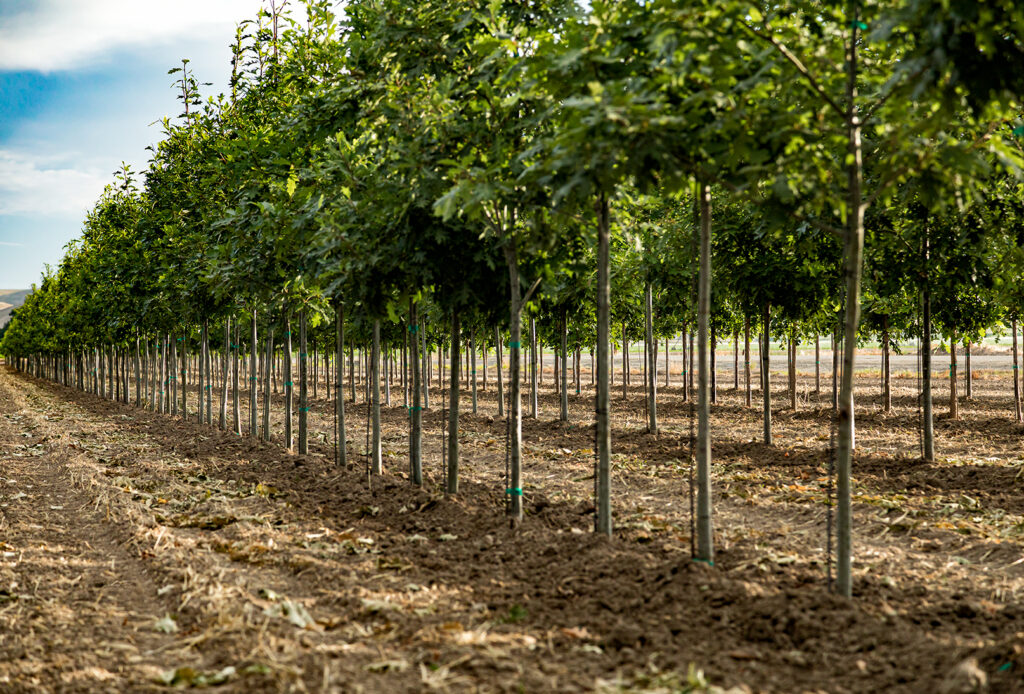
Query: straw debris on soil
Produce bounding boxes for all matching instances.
[1,363,1022,692]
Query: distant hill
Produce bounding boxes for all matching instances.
[0,289,31,329]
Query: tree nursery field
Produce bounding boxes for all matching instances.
[3,0,1024,692]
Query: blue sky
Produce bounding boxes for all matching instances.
[0,0,265,289]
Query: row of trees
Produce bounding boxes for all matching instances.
[4,0,1024,597]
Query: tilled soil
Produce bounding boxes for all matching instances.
[1,363,1022,693]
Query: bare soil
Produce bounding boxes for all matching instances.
[1,363,1022,693]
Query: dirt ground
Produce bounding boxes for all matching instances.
[1,361,1022,693]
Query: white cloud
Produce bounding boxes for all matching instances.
[0,242,26,247]
[0,150,107,216]
[0,0,265,72]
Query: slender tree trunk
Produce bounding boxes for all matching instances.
[832,327,840,412]
[689,331,695,401]
[680,332,686,401]
[232,324,241,435]
[695,182,713,561]
[470,331,478,414]
[964,339,972,399]
[789,331,797,411]
[384,344,391,408]
[219,319,229,429]
[421,324,430,409]
[665,337,670,388]
[348,343,355,403]
[285,316,294,451]
[409,299,422,485]
[645,282,656,433]
[836,24,865,597]
[922,283,935,460]
[1014,317,1022,423]
[205,322,213,426]
[335,301,346,466]
[495,325,504,418]
[134,337,141,407]
[402,328,408,408]
[744,316,752,407]
[179,335,187,420]
[815,334,821,395]
[530,316,538,419]
[595,193,612,536]
[371,319,382,474]
[762,304,772,445]
[949,334,959,420]
[710,326,717,404]
[198,326,206,424]
[448,312,460,494]
[733,330,739,390]
[623,326,629,397]
[249,312,258,437]
[882,316,891,412]
[168,340,176,415]
[262,323,273,440]
[560,307,569,422]
[504,250,524,523]
[299,311,308,454]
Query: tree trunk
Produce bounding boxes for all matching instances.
[710,326,717,405]
[762,304,772,445]
[964,339,972,399]
[285,316,294,451]
[815,334,821,395]
[689,331,695,400]
[495,325,504,418]
[695,182,713,562]
[680,331,686,402]
[448,312,460,494]
[530,316,538,418]
[623,326,629,397]
[198,325,206,424]
[733,331,739,390]
[250,311,258,437]
[335,301,346,466]
[504,250,524,523]
[421,323,429,409]
[205,322,213,425]
[1014,317,1022,423]
[789,331,797,411]
[922,284,935,460]
[470,330,478,414]
[744,316,751,407]
[832,327,840,412]
[220,319,229,429]
[134,337,141,407]
[169,339,177,415]
[409,299,422,485]
[882,316,891,412]
[665,337,670,388]
[349,343,355,403]
[261,323,273,440]
[595,192,612,536]
[949,334,959,420]
[232,325,241,435]
[836,29,865,597]
[371,319,382,474]
[645,282,656,433]
[560,307,569,422]
[299,311,308,454]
